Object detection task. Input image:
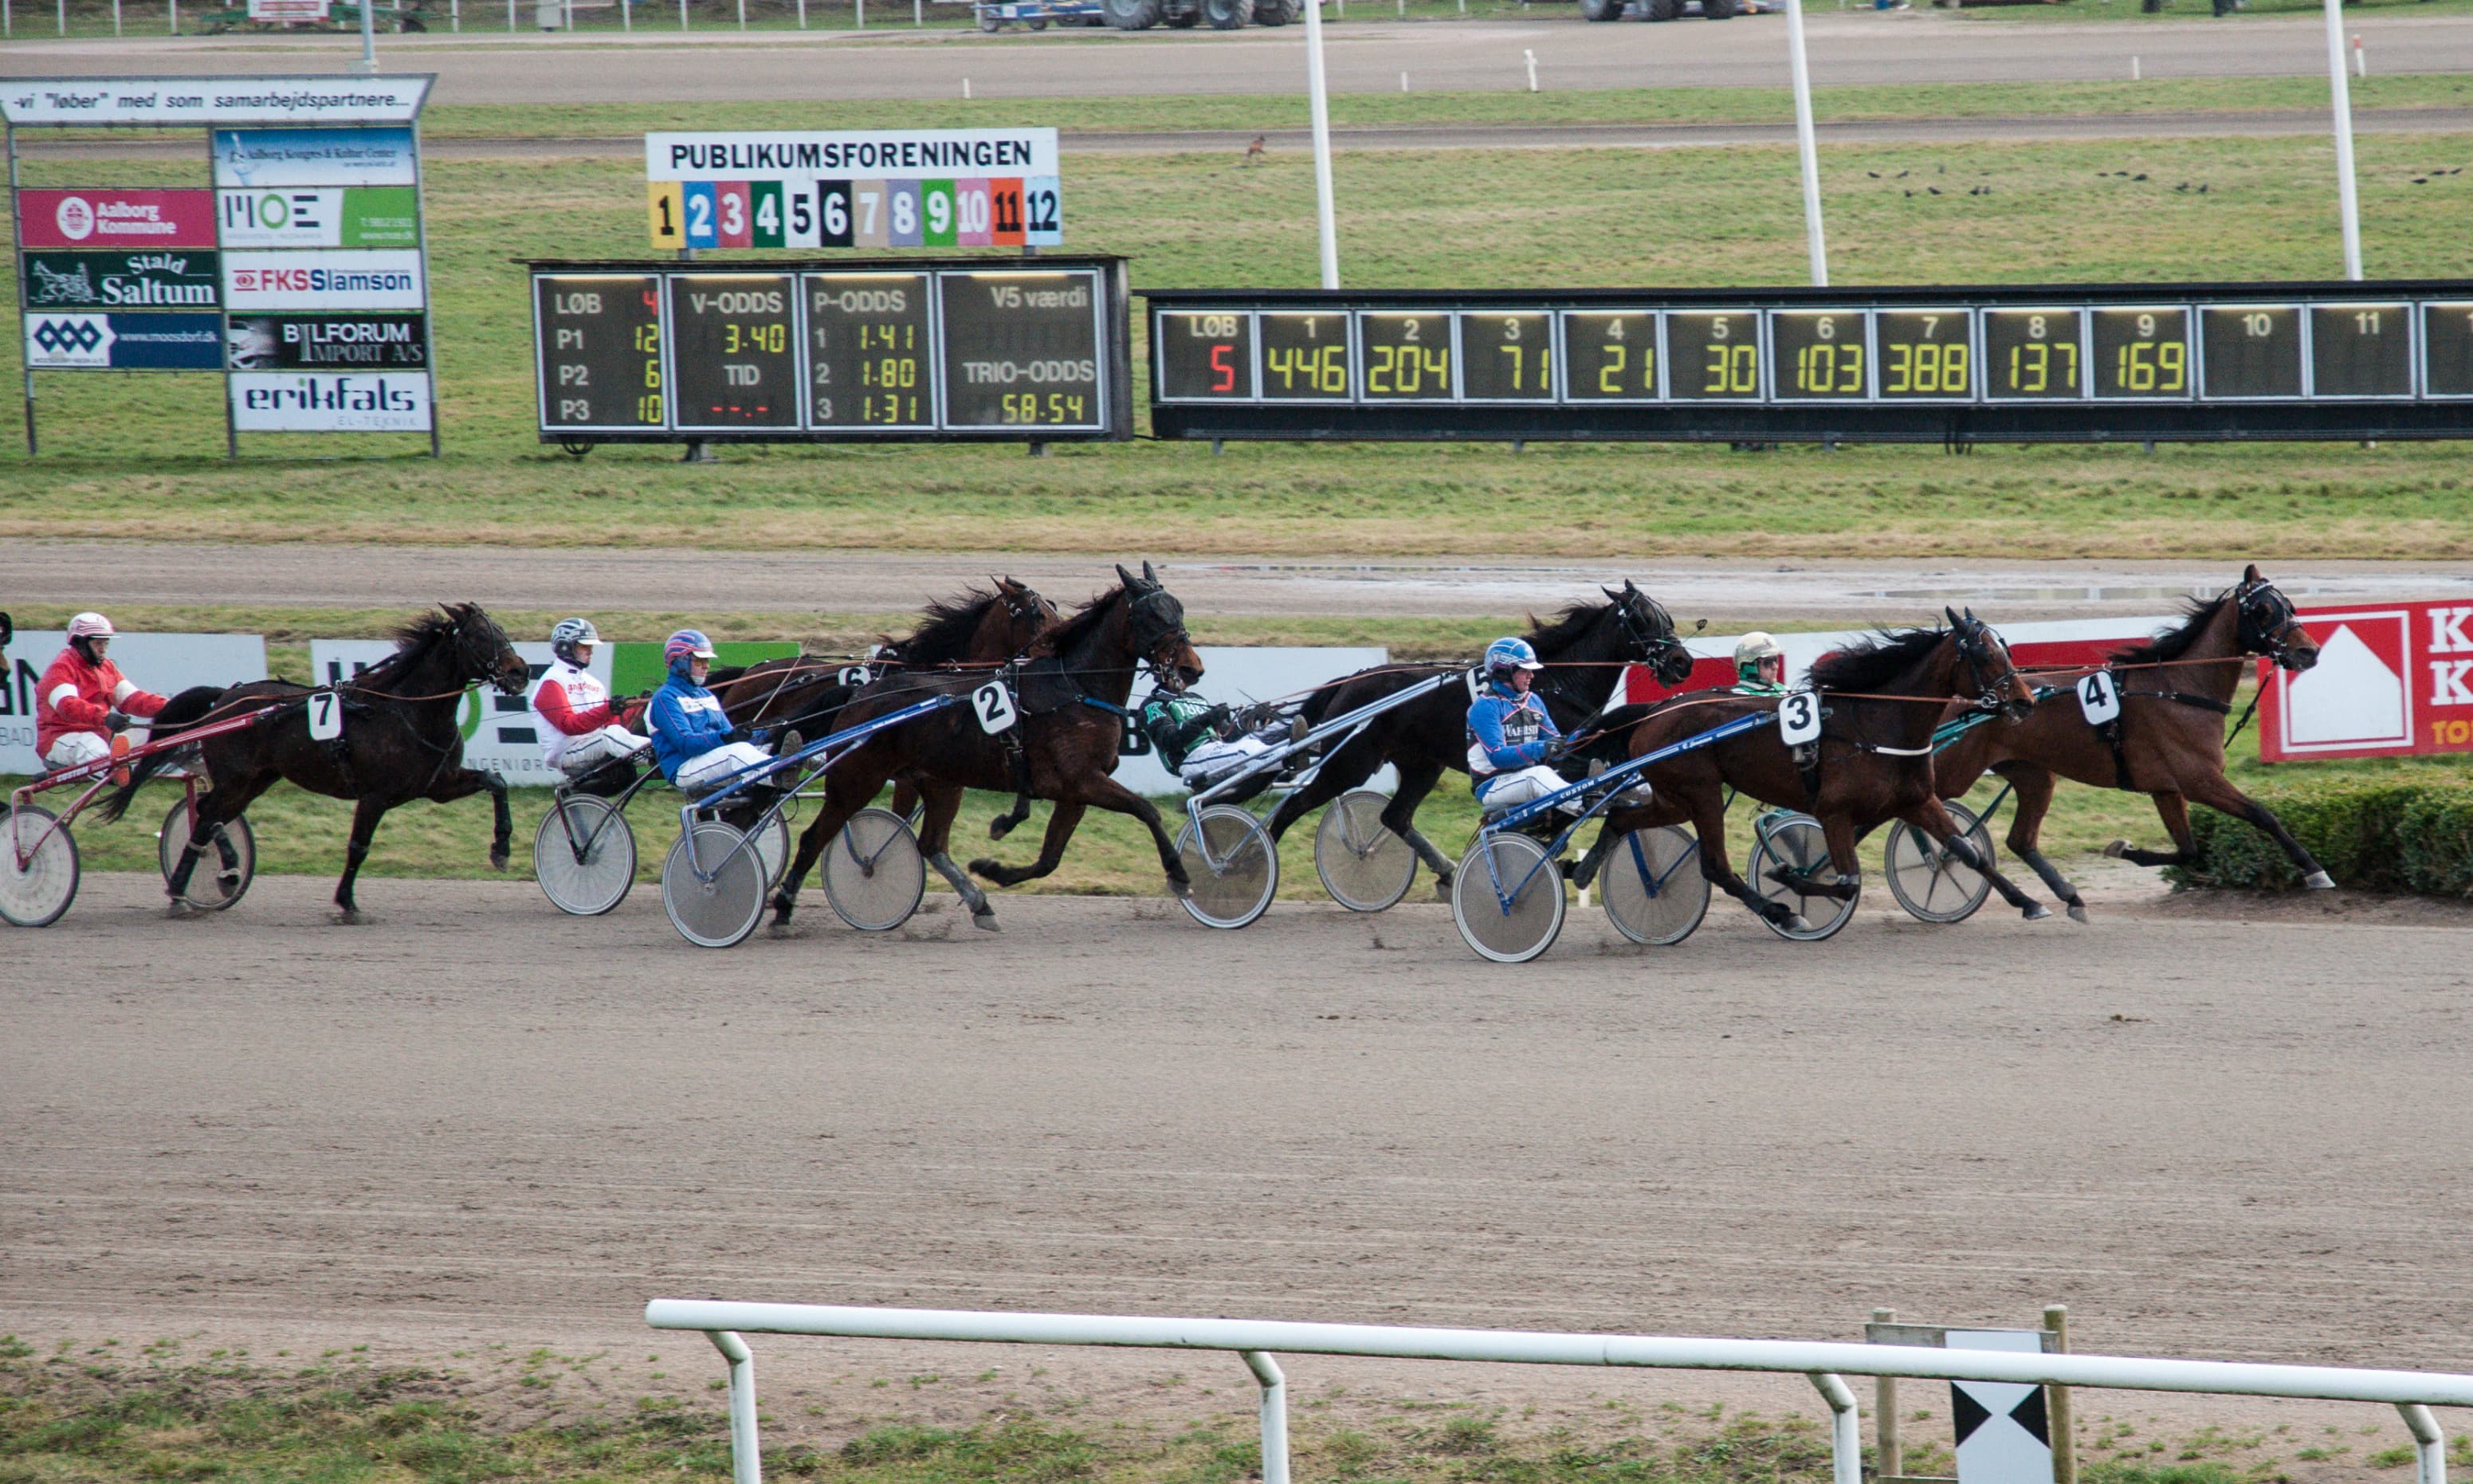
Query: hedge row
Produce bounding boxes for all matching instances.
[2165,780,2473,898]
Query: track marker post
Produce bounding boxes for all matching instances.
[2323,0,2362,277]
[2045,1306,2076,1484]
[1783,0,1827,285]
[1302,0,1339,287]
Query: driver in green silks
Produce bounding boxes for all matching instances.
[1138,691,1292,790]
[1733,632,1788,695]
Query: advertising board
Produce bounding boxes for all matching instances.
[226,313,426,370]
[20,250,219,309]
[2259,599,2473,760]
[210,127,418,188]
[644,131,1061,250]
[24,312,223,370]
[0,631,267,775]
[229,371,432,430]
[15,188,215,249]
[221,249,426,311]
[0,77,432,126]
[216,186,421,249]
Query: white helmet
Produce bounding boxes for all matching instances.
[550,616,600,668]
[67,611,114,642]
[1734,631,1783,678]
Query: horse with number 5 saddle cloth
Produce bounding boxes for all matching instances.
[1593,608,2055,935]
[767,564,1206,936]
[1926,564,2331,921]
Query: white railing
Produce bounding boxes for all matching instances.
[645,1300,2465,1484]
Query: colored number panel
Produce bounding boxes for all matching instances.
[2424,301,2473,398]
[1982,308,2085,401]
[1559,311,1660,402]
[806,271,934,430]
[1457,312,1555,401]
[955,179,992,248]
[850,180,890,249]
[1257,312,1352,401]
[1156,310,1256,401]
[1874,309,1975,400]
[1357,312,1454,401]
[713,181,753,249]
[921,179,958,249]
[2310,303,2414,397]
[1770,310,1870,401]
[1023,176,1062,246]
[681,181,720,249]
[2091,306,2192,399]
[1666,312,1762,400]
[2199,305,2303,399]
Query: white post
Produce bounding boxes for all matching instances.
[1303,0,1340,288]
[169,0,177,31]
[619,0,627,26]
[707,1332,763,1484]
[1783,0,1827,285]
[2131,54,2140,80]
[679,0,687,29]
[1809,1374,1863,1484]
[1523,47,1537,91]
[2396,1405,2446,1484]
[2353,33,2365,77]
[913,0,920,22]
[795,0,803,25]
[854,0,862,26]
[55,0,63,34]
[112,0,120,34]
[507,0,515,31]
[2324,0,2362,279]
[735,0,743,28]
[1242,1352,1290,1484]
[351,0,377,70]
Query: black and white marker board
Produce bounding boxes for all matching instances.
[1947,1330,2055,1484]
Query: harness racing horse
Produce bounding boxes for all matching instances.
[768,564,1204,935]
[1932,566,2330,920]
[709,577,1057,736]
[1598,610,2052,932]
[1258,582,1697,891]
[99,603,529,922]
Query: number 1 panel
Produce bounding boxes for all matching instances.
[2310,303,2414,398]
[1982,308,2086,401]
[1666,312,1763,401]
[1874,309,1976,400]
[1769,310,1870,401]
[2199,305,2302,399]
[1155,311,1256,402]
[1457,312,1556,401]
[805,272,933,430]
[1257,312,1352,401]
[2424,301,2473,398]
[2091,306,2192,400]
[1559,312,1659,402]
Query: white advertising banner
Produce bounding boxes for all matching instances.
[230,371,432,431]
[311,639,603,787]
[0,631,267,775]
[1111,646,1389,797]
[0,76,433,127]
[645,128,1060,182]
[212,127,418,189]
[222,249,426,312]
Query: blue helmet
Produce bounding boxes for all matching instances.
[1484,636,1543,685]
[664,628,716,679]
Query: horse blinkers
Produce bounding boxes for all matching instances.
[1606,582,1694,687]
[2237,575,2316,672]
[1119,567,1200,692]
[1949,607,2032,720]
[454,605,529,695]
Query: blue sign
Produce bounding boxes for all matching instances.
[22,311,222,370]
[210,126,418,188]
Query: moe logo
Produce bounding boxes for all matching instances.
[53,194,95,241]
[32,317,104,354]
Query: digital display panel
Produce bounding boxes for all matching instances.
[1874,309,1973,400]
[805,271,932,429]
[1560,312,1657,401]
[2310,302,2413,397]
[1458,312,1554,400]
[1258,312,1351,400]
[2425,301,2473,398]
[1666,312,1761,400]
[667,273,798,430]
[1771,309,1867,401]
[939,270,1106,429]
[2200,305,2302,399]
[1357,312,1454,400]
[534,274,664,431]
[1983,309,2084,400]
[1155,310,1254,401]
[2091,306,2191,399]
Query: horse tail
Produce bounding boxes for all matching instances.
[91,685,226,824]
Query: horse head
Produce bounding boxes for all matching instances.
[991,575,1059,652]
[445,603,531,696]
[1116,562,1203,693]
[2233,564,2317,672]
[1604,579,1694,687]
[1946,606,2035,720]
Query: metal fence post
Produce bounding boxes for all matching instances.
[1872,1309,1899,1479]
[1242,1352,1290,1484]
[2045,1306,2075,1484]
[2397,1404,2447,1484]
[706,1331,763,1484]
[1810,1373,1862,1484]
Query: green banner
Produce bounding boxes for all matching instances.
[610,639,798,697]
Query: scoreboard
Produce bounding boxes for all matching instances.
[529,256,1130,446]
[1145,281,2473,445]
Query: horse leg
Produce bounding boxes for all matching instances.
[1812,812,1864,902]
[917,783,999,931]
[1900,796,2050,921]
[1376,759,1461,894]
[975,775,1194,898]
[2104,792,2200,870]
[2176,772,2336,889]
[772,768,881,928]
[1263,725,1383,844]
[334,795,393,922]
[986,746,1037,841]
[1685,789,1802,933]
[1998,766,2090,923]
[1572,792,1691,890]
[164,776,272,915]
[970,799,1088,889]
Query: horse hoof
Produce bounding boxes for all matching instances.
[2102,838,2130,859]
[972,909,1003,932]
[1783,913,1811,933]
[2303,870,2336,890]
[165,899,201,920]
[1432,877,1454,901]
[333,909,367,926]
[2023,902,2052,921]
[1167,875,1194,900]
[967,857,1001,881]
[766,919,802,940]
[2067,901,2091,924]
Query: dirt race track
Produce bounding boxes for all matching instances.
[6,866,2473,1439]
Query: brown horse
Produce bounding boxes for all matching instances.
[1600,610,2052,932]
[709,576,1055,735]
[1932,566,2329,921]
[768,564,1204,934]
[98,603,529,922]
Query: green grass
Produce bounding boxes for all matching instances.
[6,129,2473,559]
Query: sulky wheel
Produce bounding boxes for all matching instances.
[1313,788,1417,913]
[1600,826,1710,946]
[1452,831,1566,964]
[532,795,636,917]
[158,800,256,913]
[1750,812,1859,941]
[1176,804,1279,929]
[822,807,927,932]
[661,821,767,949]
[1884,800,1995,924]
[752,811,792,891]
[0,805,79,928]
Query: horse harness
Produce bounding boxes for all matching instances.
[2081,669,2233,791]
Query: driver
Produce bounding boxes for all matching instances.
[647,630,797,796]
[1733,632,1788,694]
[36,612,167,774]
[1466,637,1581,817]
[1138,691,1293,789]
[530,618,648,783]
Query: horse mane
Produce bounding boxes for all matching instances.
[889,587,1006,665]
[2110,591,2232,667]
[1811,625,1949,693]
[350,606,463,687]
[1524,600,1609,656]
[1031,582,1127,659]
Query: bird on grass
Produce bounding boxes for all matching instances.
[1242,135,1266,166]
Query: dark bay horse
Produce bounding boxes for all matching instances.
[99,603,528,922]
[1933,566,2330,920]
[710,576,1056,735]
[1259,581,1697,890]
[1600,610,2052,932]
[768,564,1204,934]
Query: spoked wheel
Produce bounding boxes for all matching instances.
[752,812,792,891]
[1884,800,1995,924]
[1750,812,1859,941]
[1176,804,1279,929]
[158,800,257,912]
[1313,788,1417,913]
[0,806,79,928]
[532,795,636,917]
[661,821,767,949]
[822,807,927,932]
[1452,832,1566,964]
[1600,826,1710,946]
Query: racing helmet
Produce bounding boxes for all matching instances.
[551,617,601,668]
[1484,636,1544,685]
[1734,630,1784,681]
[664,628,716,678]
[66,611,114,659]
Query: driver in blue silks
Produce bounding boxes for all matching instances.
[1466,636,1587,818]
[648,629,799,796]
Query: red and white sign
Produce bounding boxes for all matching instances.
[16,188,215,249]
[2259,600,2473,761]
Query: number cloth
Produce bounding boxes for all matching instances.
[36,643,166,762]
[530,657,645,768]
[646,672,738,784]
[1466,681,1564,800]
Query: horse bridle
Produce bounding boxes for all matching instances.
[2235,576,2310,669]
[999,583,1054,628]
[1614,593,1694,687]
[448,610,528,695]
[1128,586,1194,691]
[1952,613,2028,717]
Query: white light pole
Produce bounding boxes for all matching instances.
[351,0,378,72]
[1783,0,1826,285]
[2322,0,2362,278]
[1302,0,1339,288]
